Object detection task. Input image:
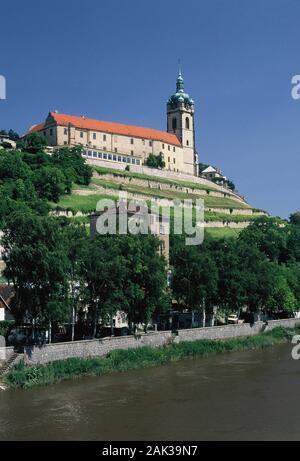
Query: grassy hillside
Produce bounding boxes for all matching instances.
[49,165,268,236]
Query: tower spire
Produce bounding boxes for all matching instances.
[178,58,181,76]
[176,60,184,93]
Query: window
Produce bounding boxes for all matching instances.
[82,150,87,156]
[103,134,106,141]
[118,156,122,162]
[162,143,165,149]
[98,152,102,159]
[149,140,152,147]
[130,138,134,145]
[122,157,126,163]
[87,150,92,157]
[185,117,190,129]
[103,153,107,159]
[43,131,46,137]
[64,128,68,135]
[80,131,83,138]
[173,158,176,164]
[168,157,170,162]
[113,155,117,161]
[131,150,134,155]
[127,157,131,163]
[172,117,177,131]
[132,158,136,164]
[50,128,53,136]
[136,159,140,165]
[168,145,170,151]
[114,147,118,153]
[64,141,67,145]
[108,154,112,160]
[173,147,175,152]
[93,151,97,157]
[186,140,189,146]
[103,146,106,151]
[93,133,96,140]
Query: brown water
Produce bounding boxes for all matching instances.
[1,343,300,441]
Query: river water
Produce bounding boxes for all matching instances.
[0,343,300,441]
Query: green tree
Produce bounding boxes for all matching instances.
[290,212,300,226]
[32,166,68,202]
[213,238,246,316]
[238,217,287,263]
[80,235,128,337]
[265,264,298,313]
[121,234,168,332]
[8,129,20,141]
[24,132,48,154]
[62,223,88,340]
[0,150,31,181]
[145,153,165,169]
[51,146,92,186]
[171,236,218,326]
[2,213,70,337]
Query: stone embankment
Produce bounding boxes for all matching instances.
[21,318,300,366]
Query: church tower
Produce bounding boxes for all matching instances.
[167,70,197,175]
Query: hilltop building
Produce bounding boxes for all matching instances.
[0,134,16,149]
[24,71,198,176]
[201,166,227,184]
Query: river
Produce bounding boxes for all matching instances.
[0,343,300,441]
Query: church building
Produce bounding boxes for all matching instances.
[25,71,198,176]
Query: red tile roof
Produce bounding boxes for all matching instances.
[28,122,45,134]
[27,112,182,147]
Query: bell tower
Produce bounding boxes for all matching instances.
[167,69,197,175]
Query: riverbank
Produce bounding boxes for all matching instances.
[4,325,299,389]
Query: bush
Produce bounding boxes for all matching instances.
[0,320,14,338]
[145,153,165,169]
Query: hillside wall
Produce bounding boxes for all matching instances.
[87,158,246,203]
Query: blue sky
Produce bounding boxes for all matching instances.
[0,0,299,218]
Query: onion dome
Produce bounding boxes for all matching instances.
[167,70,194,109]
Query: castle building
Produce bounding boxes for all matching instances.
[25,71,198,176]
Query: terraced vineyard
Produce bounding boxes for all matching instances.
[50,165,268,237]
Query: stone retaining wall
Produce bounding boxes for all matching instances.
[0,346,15,363]
[87,158,246,204]
[23,318,300,366]
[93,171,246,203]
[24,331,173,366]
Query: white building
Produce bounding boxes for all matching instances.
[24,71,198,176]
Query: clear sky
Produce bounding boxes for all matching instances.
[0,0,299,218]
